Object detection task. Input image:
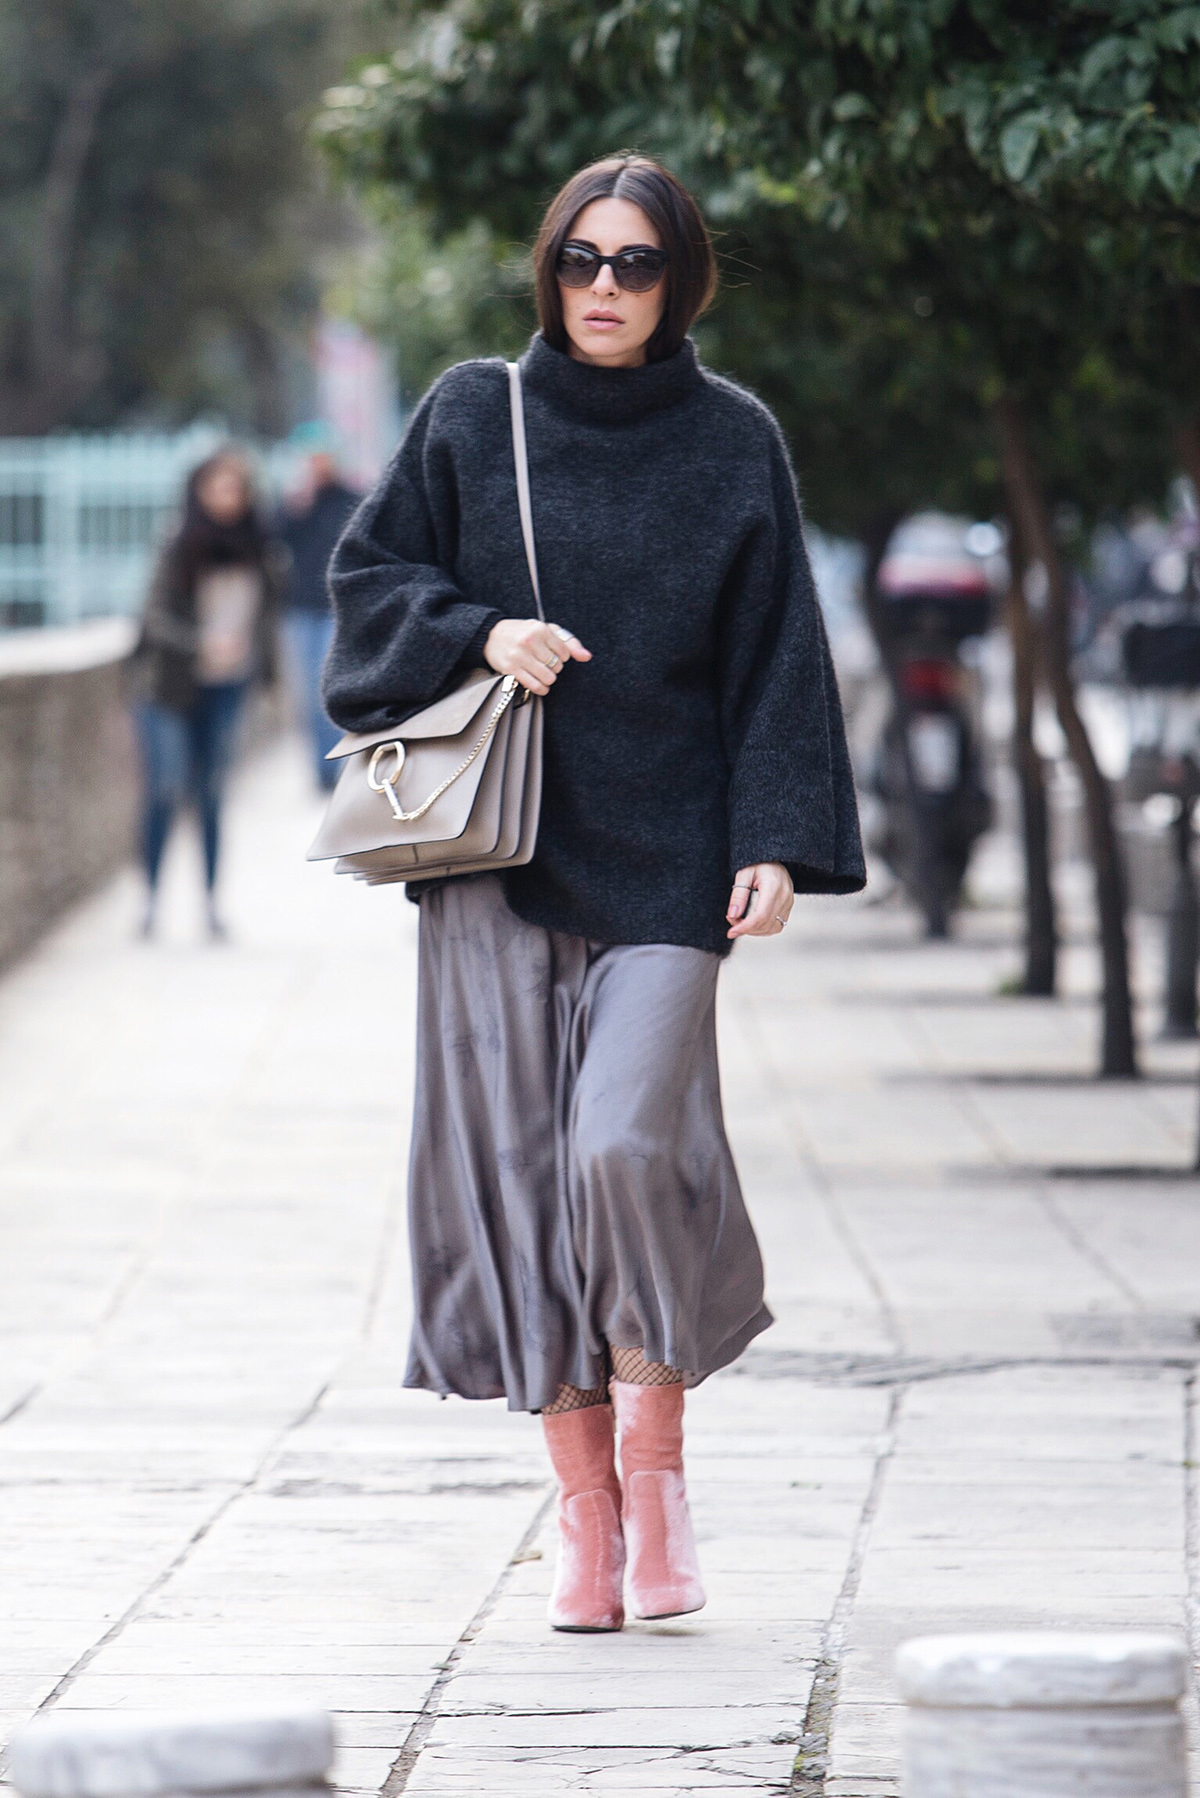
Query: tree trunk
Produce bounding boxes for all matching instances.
[995,392,1138,1077]
[1175,417,1200,1169]
[1004,531,1058,995]
[236,315,288,441]
[1178,418,1200,513]
[18,65,113,431]
[1163,798,1199,1039]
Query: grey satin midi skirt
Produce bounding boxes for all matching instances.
[404,875,773,1412]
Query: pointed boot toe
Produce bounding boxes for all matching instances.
[623,1467,706,1619]
[547,1488,626,1632]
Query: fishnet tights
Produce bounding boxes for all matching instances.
[610,1347,684,1388]
[541,1347,684,1414]
[541,1382,609,1415]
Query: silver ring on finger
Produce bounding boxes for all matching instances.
[775,915,788,929]
[547,651,560,668]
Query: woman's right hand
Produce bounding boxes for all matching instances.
[484,619,591,696]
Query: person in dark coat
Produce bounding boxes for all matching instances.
[278,435,359,788]
[323,156,865,1634]
[133,449,280,938]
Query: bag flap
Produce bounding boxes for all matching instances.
[325,668,504,760]
[307,700,515,860]
[323,695,542,882]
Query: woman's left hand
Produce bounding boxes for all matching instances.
[726,862,794,940]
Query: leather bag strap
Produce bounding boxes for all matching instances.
[506,361,544,621]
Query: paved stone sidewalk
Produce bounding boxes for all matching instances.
[1,738,1198,1798]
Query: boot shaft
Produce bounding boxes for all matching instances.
[610,1380,684,1478]
[541,1402,621,1504]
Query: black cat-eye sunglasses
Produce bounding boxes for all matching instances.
[555,241,669,292]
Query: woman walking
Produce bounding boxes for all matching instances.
[134,450,279,938]
[324,156,864,1631]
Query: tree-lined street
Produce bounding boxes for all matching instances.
[0,737,1196,1797]
[0,0,374,436]
[4,5,1200,1793]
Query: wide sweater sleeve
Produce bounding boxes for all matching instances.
[322,376,503,734]
[718,421,865,896]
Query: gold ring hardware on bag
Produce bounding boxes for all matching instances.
[367,740,409,820]
[365,676,523,826]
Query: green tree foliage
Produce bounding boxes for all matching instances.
[317,9,1008,533]
[0,0,374,434]
[316,2,1179,530]
[325,195,533,404]
[787,1,1200,467]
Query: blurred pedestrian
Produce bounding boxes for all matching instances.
[324,156,864,1632]
[278,427,359,789]
[133,449,280,939]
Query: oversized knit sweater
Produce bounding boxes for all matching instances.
[323,332,864,956]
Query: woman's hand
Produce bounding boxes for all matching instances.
[726,862,794,940]
[484,619,592,696]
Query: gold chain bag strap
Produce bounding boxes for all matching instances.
[307,362,544,885]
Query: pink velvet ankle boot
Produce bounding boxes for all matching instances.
[542,1405,625,1632]
[611,1382,706,1620]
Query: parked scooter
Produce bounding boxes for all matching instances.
[1121,553,1200,1037]
[868,514,995,938]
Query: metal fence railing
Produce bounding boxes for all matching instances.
[0,428,293,629]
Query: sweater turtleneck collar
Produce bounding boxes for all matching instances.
[519,332,703,426]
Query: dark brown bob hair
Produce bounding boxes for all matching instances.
[533,155,717,364]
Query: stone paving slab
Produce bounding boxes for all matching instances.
[1,738,1199,1797]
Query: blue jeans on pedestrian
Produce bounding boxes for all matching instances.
[136,683,249,892]
[283,611,340,788]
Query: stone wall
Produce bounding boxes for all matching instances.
[0,620,138,968]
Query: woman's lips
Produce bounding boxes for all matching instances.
[584,312,623,329]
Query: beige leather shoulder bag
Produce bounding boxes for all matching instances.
[307,362,544,887]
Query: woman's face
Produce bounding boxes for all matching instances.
[558,197,666,369]
[196,458,252,525]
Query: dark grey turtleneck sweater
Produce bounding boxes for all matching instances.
[323,333,864,955]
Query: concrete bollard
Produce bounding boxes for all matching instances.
[896,1632,1187,1798]
[9,1710,336,1798]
